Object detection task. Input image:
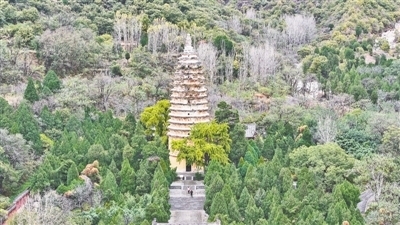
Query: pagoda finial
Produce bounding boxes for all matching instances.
[184,34,193,53]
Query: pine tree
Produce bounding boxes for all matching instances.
[66,162,79,186]
[119,158,136,194]
[43,70,61,91]
[24,77,39,102]
[210,192,228,219]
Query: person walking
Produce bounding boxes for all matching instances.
[190,189,193,197]
[187,187,190,194]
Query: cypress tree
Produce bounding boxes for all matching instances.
[24,77,39,102]
[205,175,224,212]
[220,184,234,206]
[43,70,61,91]
[119,158,136,194]
[228,197,242,223]
[244,197,263,224]
[13,102,42,154]
[66,162,79,186]
[210,193,228,219]
[135,161,151,195]
[229,124,247,165]
[227,169,243,199]
[238,187,250,217]
[101,169,118,201]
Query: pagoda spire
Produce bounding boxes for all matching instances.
[184,34,194,53]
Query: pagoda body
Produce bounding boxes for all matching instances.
[168,34,210,173]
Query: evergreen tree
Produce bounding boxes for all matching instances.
[24,77,39,102]
[229,124,248,165]
[66,162,79,186]
[131,124,147,170]
[39,106,55,131]
[151,164,169,191]
[244,165,260,194]
[204,160,223,185]
[135,161,151,195]
[122,112,136,139]
[215,101,239,130]
[262,135,275,160]
[205,175,224,212]
[228,197,242,223]
[119,158,136,194]
[42,70,61,91]
[0,97,13,129]
[13,102,42,154]
[109,159,120,183]
[220,184,234,206]
[228,168,243,199]
[210,193,228,219]
[101,169,118,202]
[238,187,250,217]
[244,196,263,224]
[267,203,290,225]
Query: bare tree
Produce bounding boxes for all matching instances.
[249,42,279,85]
[114,12,142,52]
[315,114,337,143]
[228,16,242,34]
[11,191,73,225]
[284,14,317,47]
[93,75,114,111]
[198,42,218,85]
[0,129,36,171]
[147,19,182,56]
[245,8,257,20]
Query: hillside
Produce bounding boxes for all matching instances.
[1,0,400,224]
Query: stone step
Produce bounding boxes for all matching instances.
[169,197,205,210]
[169,189,205,197]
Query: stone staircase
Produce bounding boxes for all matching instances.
[153,178,220,225]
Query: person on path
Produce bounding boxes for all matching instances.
[190,190,193,197]
[187,187,190,194]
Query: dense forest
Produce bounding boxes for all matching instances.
[1,0,400,224]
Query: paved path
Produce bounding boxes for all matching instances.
[159,179,218,225]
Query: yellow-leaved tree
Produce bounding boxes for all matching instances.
[172,121,231,168]
[140,100,170,143]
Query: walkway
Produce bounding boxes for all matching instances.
[153,175,219,225]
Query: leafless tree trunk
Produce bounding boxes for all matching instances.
[198,42,218,85]
[228,16,242,34]
[249,42,278,85]
[284,14,317,47]
[315,114,337,143]
[147,19,182,56]
[114,12,142,52]
[11,191,73,225]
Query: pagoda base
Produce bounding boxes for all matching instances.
[169,154,203,173]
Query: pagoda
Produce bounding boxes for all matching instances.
[167,34,210,172]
